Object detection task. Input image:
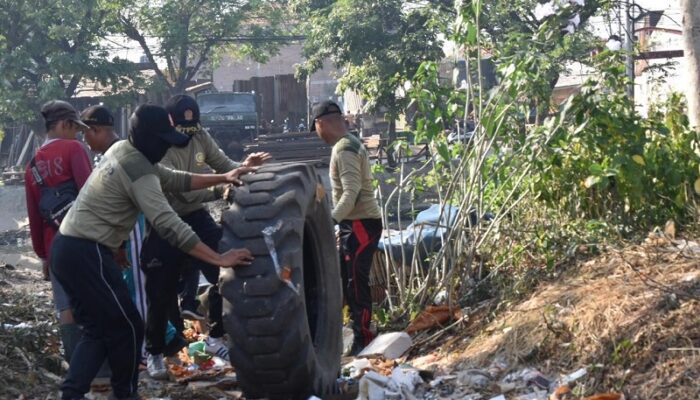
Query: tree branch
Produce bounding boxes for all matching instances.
[119,15,174,92]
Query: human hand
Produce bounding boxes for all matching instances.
[219,248,254,268]
[242,152,272,167]
[223,166,256,186]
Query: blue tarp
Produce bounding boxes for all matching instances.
[378,204,465,268]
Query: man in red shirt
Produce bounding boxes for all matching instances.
[24,100,93,363]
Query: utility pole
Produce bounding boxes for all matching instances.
[682,0,700,131]
[625,0,635,99]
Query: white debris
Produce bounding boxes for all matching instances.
[569,14,581,27]
[391,366,423,392]
[429,374,457,387]
[457,370,492,389]
[344,358,373,379]
[358,368,424,400]
[562,367,587,384]
[358,332,412,360]
[514,391,548,400]
[534,1,557,20]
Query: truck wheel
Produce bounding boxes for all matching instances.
[219,163,342,399]
[225,140,245,161]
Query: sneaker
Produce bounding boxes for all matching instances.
[146,354,168,380]
[204,336,230,361]
[181,308,205,321]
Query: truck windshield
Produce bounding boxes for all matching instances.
[199,94,256,113]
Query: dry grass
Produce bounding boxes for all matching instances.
[432,237,700,399]
[0,266,63,399]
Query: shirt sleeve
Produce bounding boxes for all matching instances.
[156,164,193,193]
[332,151,362,221]
[202,130,240,172]
[130,173,201,252]
[25,167,47,259]
[69,141,93,188]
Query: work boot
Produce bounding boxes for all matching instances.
[204,336,229,361]
[146,354,168,380]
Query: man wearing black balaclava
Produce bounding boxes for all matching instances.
[51,104,255,400]
[139,94,271,379]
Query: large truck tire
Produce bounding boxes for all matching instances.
[219,163,342,399]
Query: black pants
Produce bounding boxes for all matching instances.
[338,218,383,348]
[51,234,143,400]
[140,208,224,355]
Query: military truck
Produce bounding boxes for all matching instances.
[197,92,259,160]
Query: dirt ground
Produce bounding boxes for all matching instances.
[402,235,700,400]
[1,181,698,399]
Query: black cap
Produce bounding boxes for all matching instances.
[81,105,114,127]
[165,94,200,127]
[41,100,90,129]
[131,105,190,146]
[310,100,343,132]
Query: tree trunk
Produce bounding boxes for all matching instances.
[682,0,700,130]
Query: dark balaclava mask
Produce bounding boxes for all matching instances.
[128,105,173,164]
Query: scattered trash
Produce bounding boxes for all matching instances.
[457,369,491,389]
[344,358,373,379]
[582,394,625,400]
[561,367,587,385]
[343,326,355,355]
[406,305,463,334]
[262,221,300,295]
[390,365,423,392]
[188,340,213,366]
[433,289,448,305]
[549,384,572,400]
[514,391,548,400]
[357,368,424,400]
[2,321,50,330]
[429,374,457,387]
[358,332,413,360]
[489,395,506,400]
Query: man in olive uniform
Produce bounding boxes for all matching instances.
[312,100,383,355]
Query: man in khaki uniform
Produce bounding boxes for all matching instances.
[140,94,270,379]
[312,100,383,355]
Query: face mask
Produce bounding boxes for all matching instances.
[129,120,171,164]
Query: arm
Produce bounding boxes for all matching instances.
[157,164,254,192]
[132,174,201,251]
[24,168,47,259]
[202,130,240,172]
[332,151,362,222]
[159,148,225,204]
[131,174,253,267]
[70,141,93,188]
